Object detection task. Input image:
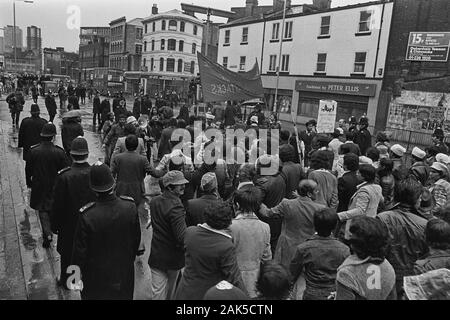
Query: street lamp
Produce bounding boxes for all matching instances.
[13,0,34,68]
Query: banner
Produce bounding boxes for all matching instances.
[316,100,337,133]
[197,52,264,102]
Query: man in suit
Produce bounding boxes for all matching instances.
[26,123,69,248]
[50,137,96,289]
[71,163,141,300]
[186,172,221,227]
[337,153,361,213]
[18,104,47,163]
[111,134,153,206]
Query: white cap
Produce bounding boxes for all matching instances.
[359,156,373,165]
[431,162,450,176]
[436,153,450,165]
[391,144,406,157]
[250,115,259,124]
[411,147,426,160]
[126,116,137,124]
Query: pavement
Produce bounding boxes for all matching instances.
[0,96,153,300]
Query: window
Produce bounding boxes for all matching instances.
[178,59,183,72]
[161,20,166,30]
[190,61,195,74]
[150,57,154,71]
[180,21,185,32]
[160,58,164,71]
[242,27,248,43]
[354,52,367,73]
[168,39,176,51]
[269,55,277,71]
[151,39,155,51]
[272,23,280,40]
[136,28,143,40]
[161,39,165,50]
[152,22,155,32]
[298,97,319,118]
[179,40,184,52]
[135,44,142,54]
[223,57,228,68]
[169,20,177,31]
[358,11,372,32]
[316,53,327,72]
[145,24,148,33]
[281,54,289,72]
[284,21,293,39]
[193,25,198,35]
[320,16,330,36]
[167,58,175,72]
[192,43,197,54]
[144,41,147,52]
[224,30,230,44]
[143,58,146,69]
[239,56,246,71]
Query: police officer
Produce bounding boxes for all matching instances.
[26,123,69,248]
[71,163,141,300]
[50,137,96,289]
[18,104,47,164]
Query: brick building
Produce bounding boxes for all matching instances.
[79,27,110,84]
[376,0,450,148]
[43,47,79,79]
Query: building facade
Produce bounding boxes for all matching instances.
[377,0,450,148]
[26,25,42,54]
[109,17,143,71]
[218,0,394,132]
[79,27,110,85]
[4,25,23,53]
[43,47,79,80]
[138,7,204,97]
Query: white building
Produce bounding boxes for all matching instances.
[218,0,394,130]
[138,6,204,96]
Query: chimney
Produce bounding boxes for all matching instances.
[312,0,332,10]
[245,0,258,16]
[273,0,291,12]
[152,4,158,15]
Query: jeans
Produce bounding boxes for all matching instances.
[11,111,20,126]
[150,268,180,300]
[93,113,101,126]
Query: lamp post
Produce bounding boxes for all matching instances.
[13,0,34,68]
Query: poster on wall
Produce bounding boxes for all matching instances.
[386,91,450,133]
[317,100,337,133]
[406,32,450,62]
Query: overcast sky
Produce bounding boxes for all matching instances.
[0,0,368,52]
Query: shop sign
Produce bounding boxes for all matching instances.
[295,80,376,96]
[406,32,450,62]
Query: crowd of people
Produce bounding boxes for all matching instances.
[11,87,450,301]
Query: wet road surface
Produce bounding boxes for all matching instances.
[0,95,153,300]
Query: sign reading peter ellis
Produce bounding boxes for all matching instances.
[295,80,377,97]
[406,32,450,62]
[317,100,337,133]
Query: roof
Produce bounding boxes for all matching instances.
[127,18,143,26]
[142,9,203,25]
[221,0,393,29]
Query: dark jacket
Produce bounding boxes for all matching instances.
[177,105,190,123]
[149,190,186,271]
[377,205,428,293]
[100,99,111,121]
[281,161,305,199]
[224,104,236,127]
[68,95,79,109]
[299,130,316,159]
[141,97,152,115]
[18,115,47,161]
[132,100,141,118]
[93,96,101,113]
[392,158,408,182]
[409,161,430,186]
[340,142,361,156]
[45,95,57,116]
[71,193,141,300]
[174,225,245,300]
[111,151,152,205]
[61,120,84,153]
[26,142,69,210]
[355,128,372,156]
[50,163,96,257]
[186,194,220,227]
[255,173,286,251]
[337,171,361,212]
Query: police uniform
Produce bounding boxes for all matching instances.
[72,194,141,300]
[50,162,96,286]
